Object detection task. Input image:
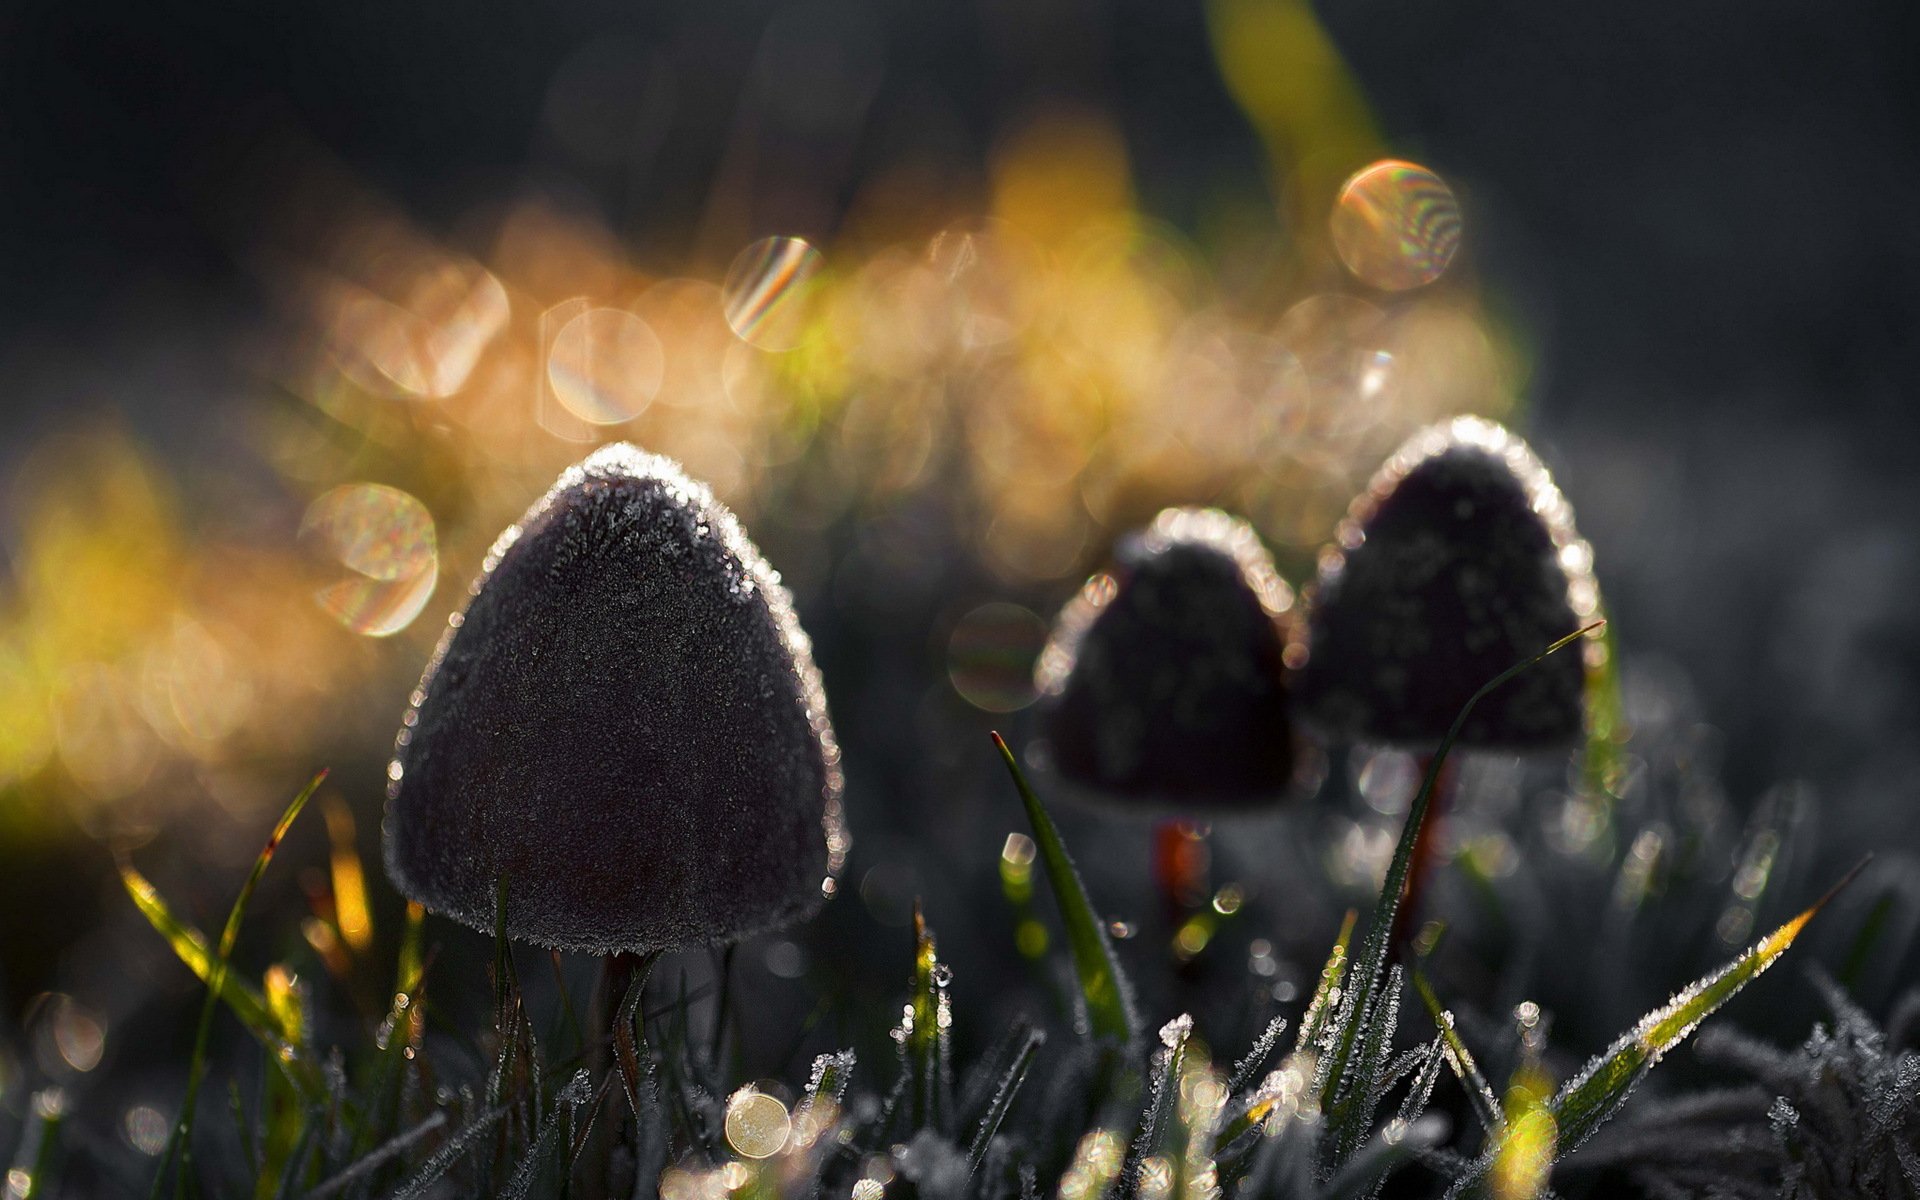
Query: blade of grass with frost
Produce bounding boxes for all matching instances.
[120,864,286,1053]
[910,903,955,1133]
[1326,964,1405,1168]
[1542,861,1866,1155]
[803,1049,857,1116]
[299,1111,448,1200]
[1301,912,1357,1061]
[1321,627,1599,1131]
[353,901,427,1173]
[1320,1114,1444,1200]
[503,1070,594,1200]
[967,1026,1044,1176]
[1125,1016,1192,1194]
[388,1102,515,1200]
[152,769,324,1200]
[991,732,1139,1045]
[1227,1014,1290,1096]
[1412,970,1503,1137]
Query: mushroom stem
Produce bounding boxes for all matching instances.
[583,949,662,1198]
[1389,754,1457,955]
[1152,817,1211,925]
[709,943,735,1068]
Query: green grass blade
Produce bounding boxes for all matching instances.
[991,732,1140,1046]
[120,864,283,1049]
[1298,911,1357,1061]
[154,769,325,1200]
[967,1026,1044,1176]
[908,903,954,1134]
[1322,626,1600,1129]
[1411,970,1503,1137]
[1541,860,1864,1155]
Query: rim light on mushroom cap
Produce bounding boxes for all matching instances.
[1034,507,1298,809]
[384,444,848,954]
[1295,415,1600,750]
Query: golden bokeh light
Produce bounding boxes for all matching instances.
[1330,160,1463,292]
[547,306,666,424]
[301,484,439,638]
[723,1087,792,1159]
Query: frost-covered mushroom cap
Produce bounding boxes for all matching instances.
[384,444,847,954]
[1297,416,1599,750]
[1034,507,1297,809]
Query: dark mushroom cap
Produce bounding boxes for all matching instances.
[383,444,847,954]
[1034,507,1297,809]
[1296,417,1599,750]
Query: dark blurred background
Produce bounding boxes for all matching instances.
[6,0,1915,821]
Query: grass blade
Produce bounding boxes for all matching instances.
[1411,970,1503,1138]
[120,864,284,1049]
[908,903,955,1134]
[1321,626,1600,1134]
[991,732,1139,1046]
[154,769,325,1200]
[1541,859,1866,1155]
[967,1026,1044,1176]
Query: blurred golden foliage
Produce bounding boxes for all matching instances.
[0,12,1524,843]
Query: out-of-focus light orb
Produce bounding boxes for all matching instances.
[37,995,104,1074]
[947,602,1049,713]
[546,307,665,425]
[722,236,823,351]
[724,1087,792,1159]
[328,262,509,399]
[123,1104,169,1155]
[1330,160,1461,292]
[301,484,438,637]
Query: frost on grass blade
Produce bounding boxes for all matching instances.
[966,1025,1044,1176]
[1229,1012,1291,1095]
[1449,863,1864,1194]
[1412,970,1503,1137]
[1545,869,1858,1155]
[1319,626,1598,1161]
[908,903,955,1134]
[145,770,324,1200]
[991,732,1140,1046]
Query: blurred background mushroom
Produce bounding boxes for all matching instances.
[1295,416,1600,946]
[1033,507,1298,931]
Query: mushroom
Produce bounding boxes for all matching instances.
[384,443,848,959]
[1033,507,1299,919]
[1296,416,1599,941]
